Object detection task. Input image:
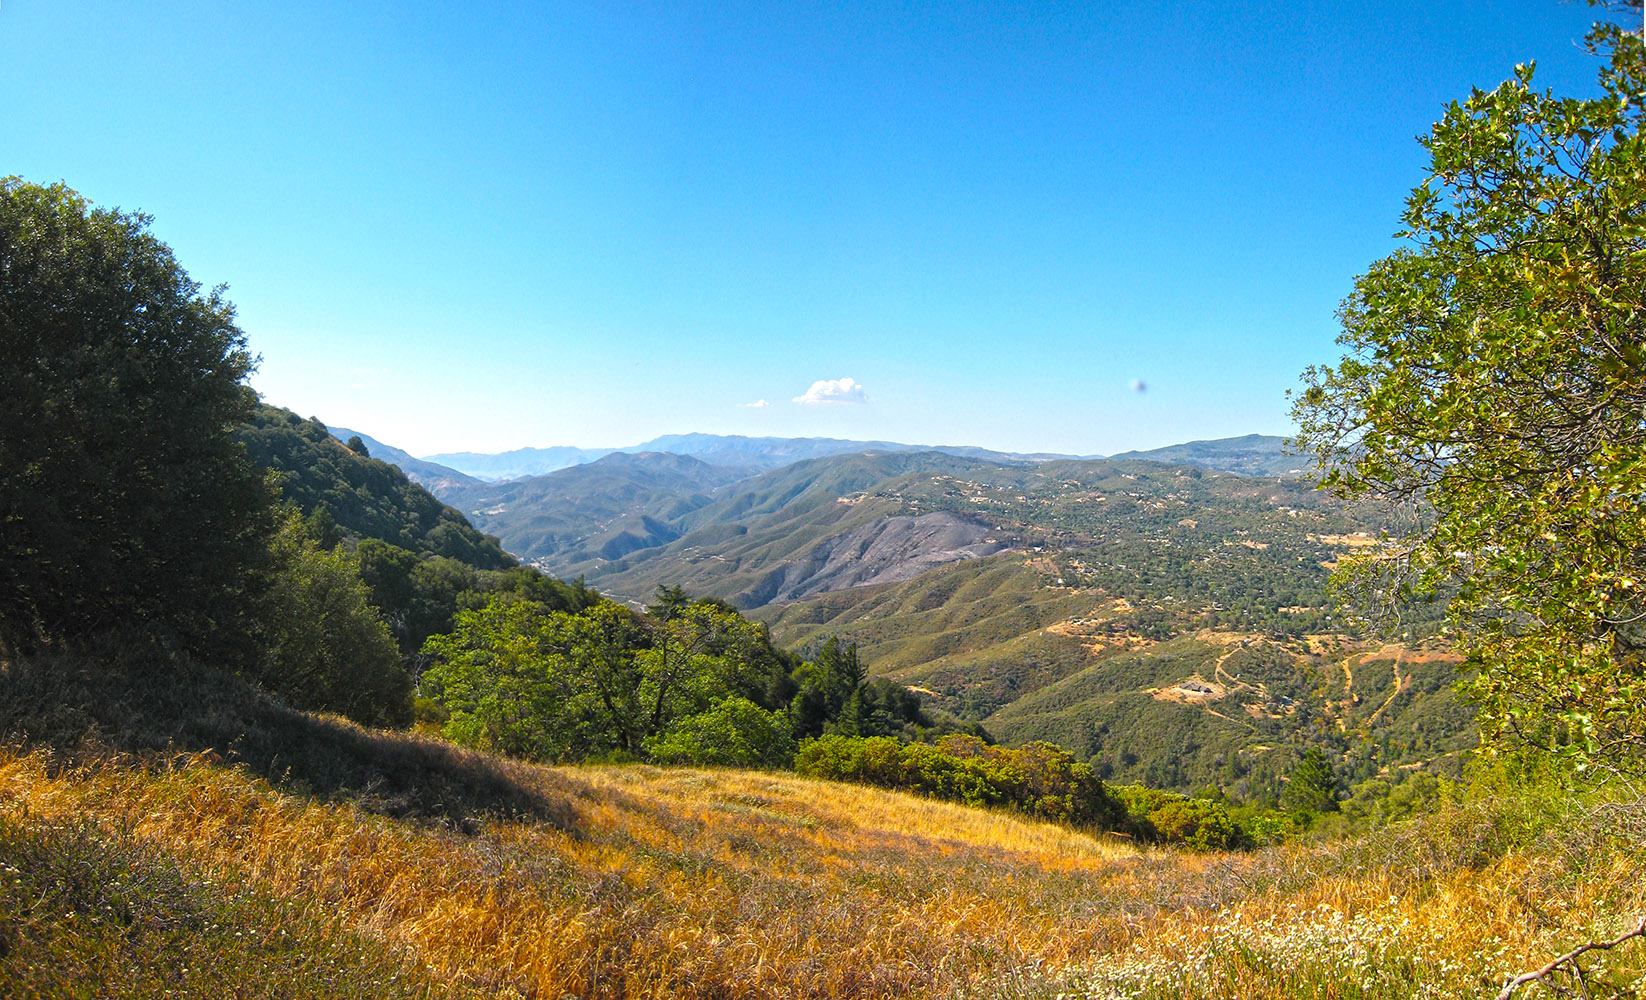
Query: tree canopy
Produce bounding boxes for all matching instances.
[1294,22,1646,776]
[0,179,274,661]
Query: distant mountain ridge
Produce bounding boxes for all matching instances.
[420,433,1103,481]
[334,425,1300,484]
[1110,434,1306,478]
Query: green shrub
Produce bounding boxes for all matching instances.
[257,511,410,726]
[1111,783,1244,850]
[794,734,1126,831]
[645,697,796,767]
[1247,810,1297,846]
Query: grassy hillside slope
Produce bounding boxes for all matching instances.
[1,713,1639,1000]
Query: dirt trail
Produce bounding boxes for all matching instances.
[1210,641,1258,694]
[1204,708,1255,731]
[1369,652,1407,723]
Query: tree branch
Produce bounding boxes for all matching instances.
[1497,913,1646,1000]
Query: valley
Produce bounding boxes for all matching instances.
[335,427,1467,794]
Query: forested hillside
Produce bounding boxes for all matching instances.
[241,406,513,570]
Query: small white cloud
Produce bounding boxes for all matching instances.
[793,376,868,406]
[743,399,771,408]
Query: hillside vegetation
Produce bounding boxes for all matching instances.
[2,710,1641,1000]
[438,450,1368,613]
[241,406,513,570]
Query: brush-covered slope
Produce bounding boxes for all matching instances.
[446,450,1356,609]
[240,405,513,570]
[760,549,1472,793]
[1109,434,1304,477]
[328,426,480,492]
[450,449,1011,604]
[753,467,1465,791]
[438,451,755,569]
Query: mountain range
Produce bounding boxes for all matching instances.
[320,429,1310,611]
[316,422,1463,791]
[415,433,1113,482]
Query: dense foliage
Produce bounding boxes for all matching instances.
[1108,785,1240,851]
[0,179,274,661]
[240,406,512,570]
[423,589,793,763]
[419,586,947,766]
[256,511,411,726]
[1295,23,1646,777]
[795,733,1130,832]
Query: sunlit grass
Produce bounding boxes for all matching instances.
[1,741,1641,999]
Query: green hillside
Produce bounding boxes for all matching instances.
[1110,434,1304,478]
[240,405,513,570]
[438,451,753,570]
[762,555,1473,794]
[455,449,996,604]
[749,463,1462,794]
[444,449,1388,613]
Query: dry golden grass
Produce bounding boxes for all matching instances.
[2,741,1642,1000]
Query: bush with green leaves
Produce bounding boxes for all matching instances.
[645,697,796,767]
[795,733,1128,831]
[1109,784,1243,850]
[1341,771,1454,828]
[257,511,410,726]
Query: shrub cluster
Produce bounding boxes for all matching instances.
[795,734,1128,832]
[1109,785,1241,850]
[794,733,1261,848]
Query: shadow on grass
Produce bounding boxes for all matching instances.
[0,649,580,833]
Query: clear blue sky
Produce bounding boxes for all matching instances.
[3,1,1621,456]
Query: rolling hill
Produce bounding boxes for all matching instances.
[1110,434,1306,477]
[297,424,1466,793]
[420,432,1099,481]
[441,446,1369,612]
[328,426,480,492]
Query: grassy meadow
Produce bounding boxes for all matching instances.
[1,722,1642,1000]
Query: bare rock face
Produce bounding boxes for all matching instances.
[735,512,1004,606]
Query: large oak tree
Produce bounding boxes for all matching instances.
[0,179,274,662]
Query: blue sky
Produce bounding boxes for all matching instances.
[3,1,1620,456]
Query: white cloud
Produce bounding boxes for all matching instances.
[742,399,771,408]
[793,376,868,406]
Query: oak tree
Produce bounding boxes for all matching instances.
[1294,20,1646,776]
[0,180,274,662]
